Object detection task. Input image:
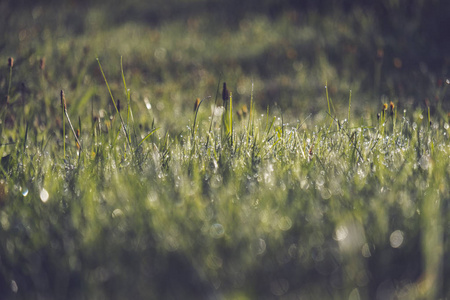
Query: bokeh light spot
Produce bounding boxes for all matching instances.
[333,225,349,241]
[390,230,404,248]
[210,223,224,239]
[40,188,49,203]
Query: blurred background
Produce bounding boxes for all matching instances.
[1,0,449,125]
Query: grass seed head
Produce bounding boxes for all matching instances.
[393,57,402,68]
[236,109,242,120]
[194,97,200,112]
[381,103,388,117]
[389,101,395,116]
[222,82,230,107]
[242,104,248,117]
[376,48,384,60]
[60,90,67,110]
[76,128,81,149]
[40,57,46,70]
[8,57,13,68]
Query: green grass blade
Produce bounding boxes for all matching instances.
[192,96,211,140]
[206,74,222,149]
[96,58,132,150]
[348,89,352,125]
[246,79,254,144]
[229,92,233,146]
[120,56,127,92]
[137,128,159,148]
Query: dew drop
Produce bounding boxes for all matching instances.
[144,97,152,110]
[22,187,28,197]
[40,188,49,203]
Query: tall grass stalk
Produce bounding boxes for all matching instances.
[347,89,352,125]
[61,91,66,158]
[206,76,222,150]
[229,92,233,146]
[7,57,13,98]
[96,58,132,150]
[246,80,254,143]
[120,56,133,146]
[192,96,211,140]
[61,90,82,152]
[325,81,333,129]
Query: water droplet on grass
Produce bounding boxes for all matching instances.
[40,188,49,203]
[22,187,28,197]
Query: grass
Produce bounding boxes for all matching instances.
[1,1,449,299]
[0,55,449,299]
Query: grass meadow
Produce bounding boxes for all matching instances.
[0,1,449,299]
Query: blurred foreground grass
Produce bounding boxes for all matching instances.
[0,0,449,299]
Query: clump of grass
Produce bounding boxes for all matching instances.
[96,57,158,154]
[0,57,448,300]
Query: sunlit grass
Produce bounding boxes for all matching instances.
[0,54,448,299]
